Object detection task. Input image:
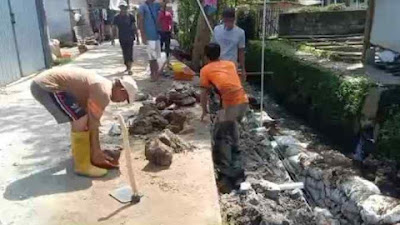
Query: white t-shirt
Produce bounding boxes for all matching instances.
[211,24,246,63]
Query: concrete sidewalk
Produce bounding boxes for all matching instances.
[0,43,221,225]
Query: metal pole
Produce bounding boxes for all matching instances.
[195,0,213,34]
[260,0,267,127]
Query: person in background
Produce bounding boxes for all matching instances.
[200,43,249,192]
[112,1,139,75]
[158,2,173,62]
[138,0,161,82]
[31,67,138,177]
[212,8,246,81]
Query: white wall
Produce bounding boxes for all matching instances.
[370,0,400,53]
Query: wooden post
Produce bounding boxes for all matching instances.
[362,0,375,64]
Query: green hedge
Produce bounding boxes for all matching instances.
[376,88,400,161]
[247,40,372,148]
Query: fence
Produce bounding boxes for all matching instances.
[255,3,298,38]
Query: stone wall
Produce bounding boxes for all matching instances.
[279,10,366,36]
[274,135,400,225]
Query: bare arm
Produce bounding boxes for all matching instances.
[90,128,101,156]
[238,48,246,81]
[138,13,147,44]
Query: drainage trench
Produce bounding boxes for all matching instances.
[216,88,400,225]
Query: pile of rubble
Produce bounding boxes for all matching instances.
[154,82,200,110]
[219,111,317,225]
[275,135,400,225]
[145,129,195,167]
[129,82,199,135]
[129,103,191,135]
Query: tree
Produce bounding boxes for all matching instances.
[191,13,214,71]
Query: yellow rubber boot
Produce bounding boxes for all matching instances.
[71,131,107,177]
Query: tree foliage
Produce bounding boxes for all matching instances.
[177,0,200,51]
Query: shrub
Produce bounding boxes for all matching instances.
[378,106,400,161]
[236,6,257,41]
[246,40,371,148]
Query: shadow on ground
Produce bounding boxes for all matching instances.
[3,159,121,201]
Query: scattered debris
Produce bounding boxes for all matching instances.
[155,82,200,108]
[108,123,121,136]
[135,92,152,102]
[157,129,195,153]
[144,129,194,167]
[220,111,316,225]
[145,139,173,167]
[129,103,192,135]
[129,104,169,135]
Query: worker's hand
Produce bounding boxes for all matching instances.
[91,151,119,169]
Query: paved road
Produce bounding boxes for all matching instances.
[0,42,221,225]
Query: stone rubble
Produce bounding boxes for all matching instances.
[155,82,200,110]
[275,133,400,225]
[145,129,195,167]
[220,110,317,225]
[129,103,192,135]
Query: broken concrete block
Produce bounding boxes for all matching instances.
[239,182,252,193]
[339,176,380,201]
[274,135,300,148]
[108,123,121,136]
[136,92,151,102]
[157,129,194,153]
[176,96,196,107]
[156,93,168,104]
[130,104,169,135]
[314,207,340,225]
[145,139,173,167]
[307,167,324,180]
[156,101,167,110]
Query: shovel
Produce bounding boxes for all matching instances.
[109,114,142,204]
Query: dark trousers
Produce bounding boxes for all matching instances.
[120,39,133,65]
[160,31,171,58]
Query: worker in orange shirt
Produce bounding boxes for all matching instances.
[200,43,249,192]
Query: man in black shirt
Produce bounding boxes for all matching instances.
[112,1,139,75]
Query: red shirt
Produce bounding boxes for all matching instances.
[158,10,173,32]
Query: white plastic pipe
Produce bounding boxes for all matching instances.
[260,0,267,127]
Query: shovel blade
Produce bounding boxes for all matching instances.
[110,186,134,204]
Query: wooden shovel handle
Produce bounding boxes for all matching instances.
[118,115,139,194]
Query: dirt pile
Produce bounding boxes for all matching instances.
[145,129,195,167]
[129,103,192,135]
[219,112,316,225]
[155,82,200,110]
